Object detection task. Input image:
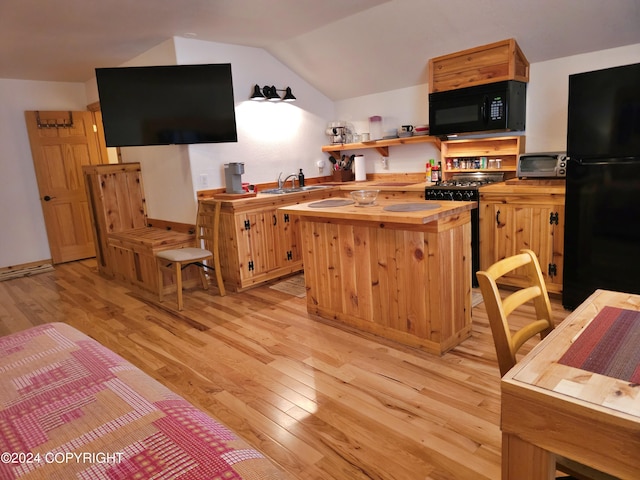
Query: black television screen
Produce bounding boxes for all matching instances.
[567,62,640,159]
[96,64,238,147]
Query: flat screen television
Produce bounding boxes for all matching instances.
[567,62,640,160]
[96,64,238,147]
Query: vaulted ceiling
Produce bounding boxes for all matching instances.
[1,0,639,100]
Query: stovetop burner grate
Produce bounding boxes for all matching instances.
[430,172,504,190]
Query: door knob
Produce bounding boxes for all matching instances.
[43,195,55,201]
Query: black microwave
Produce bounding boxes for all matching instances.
[428,80,527,136]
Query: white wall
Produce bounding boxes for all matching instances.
[2,41,640,267]
[525,43,640,152]
[0,79,88,267]
[335,85,439,174]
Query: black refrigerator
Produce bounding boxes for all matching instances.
[563,62,640,310]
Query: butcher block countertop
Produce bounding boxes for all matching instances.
[336,180,432,191]
[480,178,566,195]
[279,198,475,226]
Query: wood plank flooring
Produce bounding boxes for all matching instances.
[0,260,570,480]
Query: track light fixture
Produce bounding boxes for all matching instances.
[250,84,296,102]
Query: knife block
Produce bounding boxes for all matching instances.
[332,170,354,182]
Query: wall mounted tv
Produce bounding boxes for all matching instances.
[96,63,238,147]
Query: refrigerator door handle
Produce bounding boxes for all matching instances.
[571,157,640,166]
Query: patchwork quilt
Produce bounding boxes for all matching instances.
[0,322,286,479]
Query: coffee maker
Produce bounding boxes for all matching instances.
[224,162,245,194]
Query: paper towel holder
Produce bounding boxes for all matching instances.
[354,154,367,181]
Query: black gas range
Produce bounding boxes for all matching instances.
[425,172,504,287]
[425,172,504,201]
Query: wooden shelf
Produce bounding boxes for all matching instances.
[444,167,515,174]
[321,135,441,158]
[441,135,525,181]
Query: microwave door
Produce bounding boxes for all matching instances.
[429,92,484,135]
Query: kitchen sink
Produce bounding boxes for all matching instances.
[261,185,331,194]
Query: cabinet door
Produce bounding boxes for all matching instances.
[274,210,300,265]
[484,202,562,288]
[237,209,279,279]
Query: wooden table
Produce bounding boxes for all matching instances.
[501,289,640,479]
[280,199,476,355]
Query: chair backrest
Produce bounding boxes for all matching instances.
[476,249,555,376]
[195,200,221,253]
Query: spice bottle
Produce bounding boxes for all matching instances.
[431,162,440,182]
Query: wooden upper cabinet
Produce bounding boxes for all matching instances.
[428,38,529,93]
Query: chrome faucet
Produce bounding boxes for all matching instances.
[277,172,297,189]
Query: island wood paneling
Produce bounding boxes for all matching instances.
[300,211,472,355]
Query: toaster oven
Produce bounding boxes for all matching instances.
[517,152,568,178]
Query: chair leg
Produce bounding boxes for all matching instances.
[213,251,226,297]
[174,261,184,311]
[157,261,165,303]
[198,264,209,290]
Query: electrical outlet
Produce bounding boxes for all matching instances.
[199,173,209,188]
[381,156,389,169]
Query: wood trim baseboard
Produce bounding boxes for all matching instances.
[0,260,54,281]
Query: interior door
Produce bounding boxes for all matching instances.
[25,110,108,263]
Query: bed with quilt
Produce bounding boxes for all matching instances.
[0,322,287,479]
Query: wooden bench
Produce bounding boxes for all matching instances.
[83,163,200,298]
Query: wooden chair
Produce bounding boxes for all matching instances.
[156,201,226,310]
[477,249,617,480]
[476,249,554,377]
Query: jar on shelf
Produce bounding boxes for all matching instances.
[369,116,382,140]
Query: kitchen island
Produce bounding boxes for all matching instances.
[280,198,476,355]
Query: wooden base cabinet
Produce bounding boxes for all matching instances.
[205,191,331,292]
[479,182,565,294]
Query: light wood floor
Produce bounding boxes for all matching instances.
[0,260,570,480]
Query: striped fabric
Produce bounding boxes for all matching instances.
[558,306,640,383]
[0,323,286,480]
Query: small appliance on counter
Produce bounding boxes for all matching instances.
[224,162,245,194]
[516,152,567,178]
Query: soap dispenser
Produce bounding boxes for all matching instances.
[298,168,305,187]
